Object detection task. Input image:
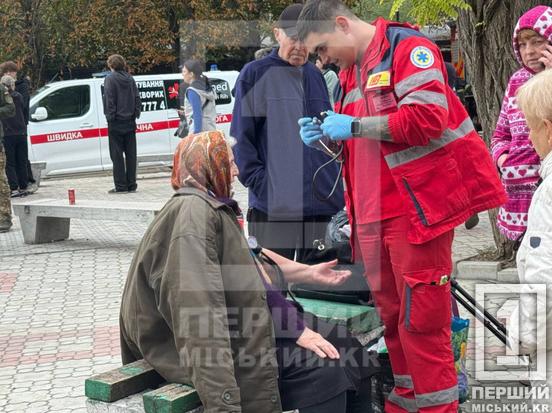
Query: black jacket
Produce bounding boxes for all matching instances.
[15,78,30,124]
[3,91,27,136]
[103,70,141,122]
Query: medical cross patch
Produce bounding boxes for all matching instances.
[410,46,435,69]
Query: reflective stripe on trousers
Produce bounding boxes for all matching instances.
[389,389,418,412]
[389,385,459,412]
[394,374,414,389]
[416,385,459,409]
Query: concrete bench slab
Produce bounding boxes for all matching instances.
[12,198,165,244]
[30,161,47,187]
[137,154,174,165]
[87,391,151,413]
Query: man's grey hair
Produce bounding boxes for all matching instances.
[297,0,357,41]
[0,75,15,91]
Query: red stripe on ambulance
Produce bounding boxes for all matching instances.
[30,128,101,144]
[30,115,233,145]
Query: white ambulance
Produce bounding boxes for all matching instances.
[28,70,239,176]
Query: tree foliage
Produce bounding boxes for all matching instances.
[383,0,470,25]
[0,0,185,85]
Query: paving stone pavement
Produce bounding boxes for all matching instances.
[0,167,523,412]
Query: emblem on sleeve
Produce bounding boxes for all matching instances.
[410,46,435,69]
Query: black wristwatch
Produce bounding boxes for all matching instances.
[351,117,361,137]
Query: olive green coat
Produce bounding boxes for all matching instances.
[0,84,15,140]
[0,84,15,225]
[120,188,282,413]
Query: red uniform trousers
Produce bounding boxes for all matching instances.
[356,215,458,413]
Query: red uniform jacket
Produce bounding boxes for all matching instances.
[335,18,506,245]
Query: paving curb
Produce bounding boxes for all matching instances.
[455,260,519,283]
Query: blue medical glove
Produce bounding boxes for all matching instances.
[320,111,354,141]
[298,117,324,147]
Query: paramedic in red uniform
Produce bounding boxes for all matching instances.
[296,1,507,412]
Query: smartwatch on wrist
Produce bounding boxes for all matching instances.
[247,236,262,255]
[351,118,361,137]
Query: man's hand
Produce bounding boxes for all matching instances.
[298,117,323,147]
[539,44,552,69]
[320,111,354,141]
[296,327,340,359]
[309,259,351,286]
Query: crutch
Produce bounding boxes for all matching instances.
[451,279,509,348]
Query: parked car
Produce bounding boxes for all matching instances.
[27,70,239,176]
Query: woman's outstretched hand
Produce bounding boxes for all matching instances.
[309,259,351,286]
[296,327,340,359]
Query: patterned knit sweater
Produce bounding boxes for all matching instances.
[491,68,540,240]
[490,5,552,240]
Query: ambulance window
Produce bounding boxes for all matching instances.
[32,85,90,121]
[163,79,184,110]
[209,78,232,105]
[136,79,167,112]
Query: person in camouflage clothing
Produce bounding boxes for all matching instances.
[0,82,16,232]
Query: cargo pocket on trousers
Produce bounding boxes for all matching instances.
[402,269,451,333]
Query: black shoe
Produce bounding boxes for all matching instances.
[108,188,128,194]
[128,185,137,193]
[10,189,26,198]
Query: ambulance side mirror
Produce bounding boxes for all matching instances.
[31,107,48,121]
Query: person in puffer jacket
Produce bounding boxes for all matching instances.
[510,64,552,396]
[491,5,552,241]
[181,59,217,134]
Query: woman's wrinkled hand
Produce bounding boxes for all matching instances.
[296,327,340,359]
[310,259,351,286]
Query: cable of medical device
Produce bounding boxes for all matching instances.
[312,142,344,202]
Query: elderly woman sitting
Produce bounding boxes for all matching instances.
[119,131,375,413]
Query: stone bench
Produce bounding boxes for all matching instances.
[12,198,165,244]
[30,161,47,187]
[85,300,382,412]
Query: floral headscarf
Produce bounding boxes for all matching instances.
[171,131,233,199]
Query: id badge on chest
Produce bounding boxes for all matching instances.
[370,91,397,114]
[363,71,397,114]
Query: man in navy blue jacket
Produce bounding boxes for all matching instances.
[231,3,344,262]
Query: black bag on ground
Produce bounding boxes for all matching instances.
[174,113,189,138]
[291,210,372,305]
[368,352,394,413]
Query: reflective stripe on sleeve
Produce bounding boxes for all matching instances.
[395,68,445,99]
[359,115,393,142]
[342,88,363,107]
[384,117,475,168]
[398,91,448,111]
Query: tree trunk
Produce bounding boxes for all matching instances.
[457,0,552,261]
[20,0,46,88]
